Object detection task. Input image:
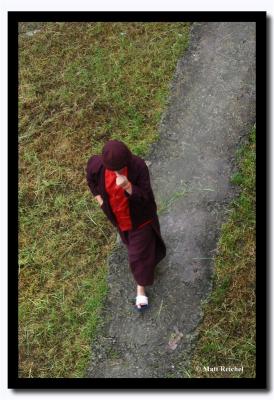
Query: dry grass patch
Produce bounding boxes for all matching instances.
[19,21,190,377]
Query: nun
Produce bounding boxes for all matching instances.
[86,139,166,311]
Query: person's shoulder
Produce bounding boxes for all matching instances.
[131,155,147,168]
[130,155,150,177]
[86,155,103,172]
[87,154,102,162]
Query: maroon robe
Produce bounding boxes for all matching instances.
[86,154,166,285]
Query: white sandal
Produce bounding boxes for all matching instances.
[135,295,149,312]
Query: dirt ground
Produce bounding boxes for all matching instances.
[86,22,256,378]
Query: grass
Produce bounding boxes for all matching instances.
[186,126,256,378]
[158,182,190,215]
[157,181,218,215]
[18,22,190,378]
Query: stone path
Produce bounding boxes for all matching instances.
[87,22,255,378]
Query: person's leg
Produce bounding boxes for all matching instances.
[128,227,156,281]
[137,285,146,296]
[136,284,147,309]
[136,284,149,310]
[127,225,156,309]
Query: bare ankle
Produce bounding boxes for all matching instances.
[137,285,146,296]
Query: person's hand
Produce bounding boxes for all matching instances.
[95,194,103,206]
[115,172,130,189]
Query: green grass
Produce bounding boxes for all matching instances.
[186,126,256,378]
[158,182,190,215]
[18,22,190,378]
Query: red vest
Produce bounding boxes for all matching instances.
[105,167,152,231]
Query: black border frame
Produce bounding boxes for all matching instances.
[9,11,267,390]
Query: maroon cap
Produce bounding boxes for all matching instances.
[102,140,132,170]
